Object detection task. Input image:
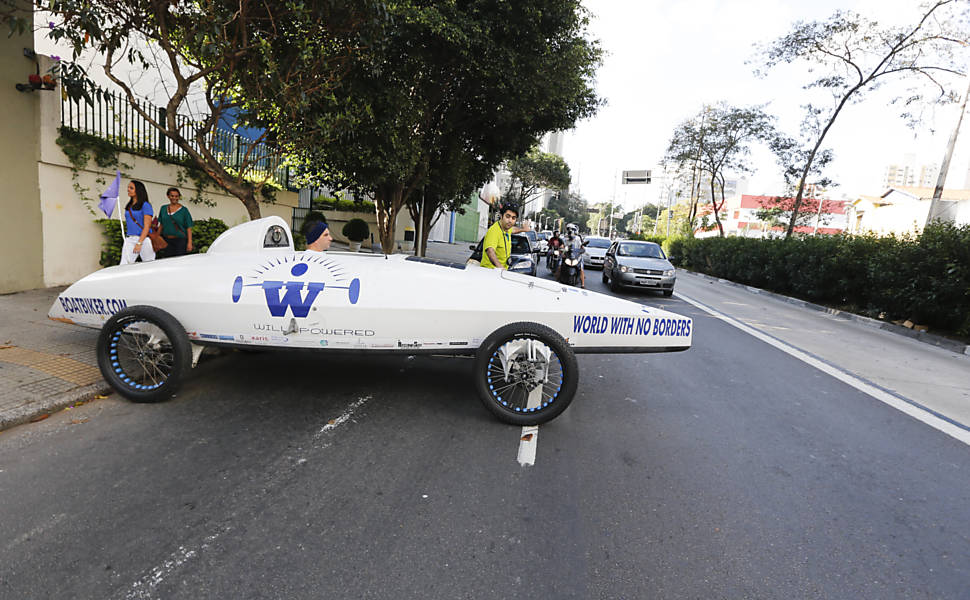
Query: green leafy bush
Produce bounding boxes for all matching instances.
[342,218,370,242]
[674,224,970,336]
[312,197,375,214]
[95,219,124,267]
[192,218,229,253]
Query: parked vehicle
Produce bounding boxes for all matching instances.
[582,236,612,269]
[602,240,676,296]
[50,217,692,426]
[468,234,538,276]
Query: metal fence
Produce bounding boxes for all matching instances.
[61,91,293,190]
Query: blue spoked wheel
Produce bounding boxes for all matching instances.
[96,306,191,403]
[474,322,578,426]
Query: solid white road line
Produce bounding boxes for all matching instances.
[675,292,970,447]
[518,426,539,466]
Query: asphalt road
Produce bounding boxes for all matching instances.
[1,262,968,599]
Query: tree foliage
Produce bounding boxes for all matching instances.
[547,191,590,233]
[665,103,777,237]
[39,0,384,219]
[285,0,602,251]
[502,147,572,212]
[755,0,970,239]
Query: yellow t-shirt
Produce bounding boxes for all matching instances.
[481,221,511,269]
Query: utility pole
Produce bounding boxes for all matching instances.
[928,71,970,224]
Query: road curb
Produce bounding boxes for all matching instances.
[680,270,970,357]
[0,380,112,433]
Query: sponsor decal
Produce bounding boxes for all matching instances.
[58,296,128,316]
[270,336,290,343]
[572,315,692,338]
[398,341,422,349]
[200,333,218,340]
[248,335,270,342]
[448,341,468,346]
[218,335,234,341]
[252,323,375,336]
[187,331,199,339]
[231,256,361,318]
[319,340,328,347]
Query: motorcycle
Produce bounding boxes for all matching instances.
[546,247,562,272]
[558,247,581,287]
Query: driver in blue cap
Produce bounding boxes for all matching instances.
[306,221,333,252]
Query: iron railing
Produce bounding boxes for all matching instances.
[61,91,293,190]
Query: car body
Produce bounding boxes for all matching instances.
[536,230,553,254]
[520,229,539,253]
[50,217,692,425]
[582,236,612,269]
[602,240,676,296]
[468,233,538,276]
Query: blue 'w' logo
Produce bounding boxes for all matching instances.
[261,281,325,318]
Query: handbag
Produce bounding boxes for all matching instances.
[129,207,168,252]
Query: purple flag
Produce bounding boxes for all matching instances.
[98,170,121,217]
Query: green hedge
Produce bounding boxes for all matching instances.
[311,197,375,214]
[95,217,229,267]
[672,223,970,336]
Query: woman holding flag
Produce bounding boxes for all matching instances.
[120,180,156,265]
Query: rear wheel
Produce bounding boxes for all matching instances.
[474,322,578,426]
[662,289,673,297]
[97,306,191,403]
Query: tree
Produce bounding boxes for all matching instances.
[665,103,777,237]
[549,191,590,233]
[39,0,383,220]
[288,0,601,252]
[755,0,969,239]
[502,147,572,213]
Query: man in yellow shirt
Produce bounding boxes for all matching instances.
[481,204,520,269]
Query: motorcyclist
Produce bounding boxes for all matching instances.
[558,223,586,288]
[546,231,563,270]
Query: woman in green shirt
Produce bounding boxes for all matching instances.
[157,187,194,258]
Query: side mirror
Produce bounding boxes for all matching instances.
[468,245,476,251]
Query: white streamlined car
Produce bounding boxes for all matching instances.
[49,217,693,425]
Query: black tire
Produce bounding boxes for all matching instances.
[601,270,608,284]
[662,289,673,297]
[97,306,192,403]
[474,322,579,426]
[608,271,620,293]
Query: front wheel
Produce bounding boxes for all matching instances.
[97,306,192,403]
[474,322,579,426]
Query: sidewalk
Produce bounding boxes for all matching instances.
[0,286,109,431]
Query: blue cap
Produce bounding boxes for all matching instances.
[306,221,329,244]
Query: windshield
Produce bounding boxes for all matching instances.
[587,238,611,249]
[540,231,553,240]
[523,230,537,242]
[617,243,665,259]
[511,236,532,254]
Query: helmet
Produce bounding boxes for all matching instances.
[566,223,578,234]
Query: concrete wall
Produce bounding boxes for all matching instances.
[0,1,44,293]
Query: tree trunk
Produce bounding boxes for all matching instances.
[710,179,724,237]
[374,182,405,253]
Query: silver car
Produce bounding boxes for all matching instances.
[582,236,612,269]
[602,240,676,297]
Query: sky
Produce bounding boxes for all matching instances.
[564,0,970,212]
